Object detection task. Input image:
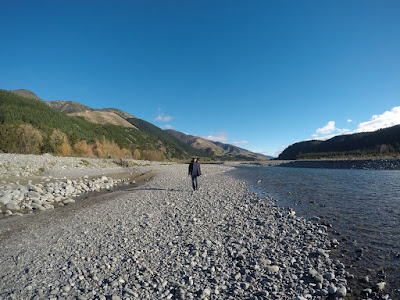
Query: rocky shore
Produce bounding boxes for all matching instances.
[230,158,400,170]
[276,159,400,170]
[0,155,351,299]
[0,154,165,218]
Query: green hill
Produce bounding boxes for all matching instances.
[278,125,400,160]
[1,88,267,161]
[0,89,187,159]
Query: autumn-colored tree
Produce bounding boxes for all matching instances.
[73,140,94,157]
[49,129,69,154]
[60,142,72,156]
[119,147,132,158]
[93,140,105,158]
[142,149,165,161]
[133,149,141,160]
[16,124,43,154]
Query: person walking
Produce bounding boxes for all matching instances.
[188,157,201,191]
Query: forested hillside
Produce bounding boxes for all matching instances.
[1,88,267,161]
[0,89,187,160]
[278,125,400,160]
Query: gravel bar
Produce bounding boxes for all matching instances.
[0,164,350,299]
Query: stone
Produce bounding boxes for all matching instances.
[65,185,75,195]
[200,288,211,299]
[266,265,280,273]
[63,198,75,205]
[319,289,329,296]
[336,286,347,297]
[328,284,337,294]
[62,285,71,292]
[43,203,54,210]
[316,248,329,258]
[32,186,44,194]
[5,202,18,211]
[309,269,323,283]
[376,281,386,291]
[27,191,41,200]
[0,192,13,204]
[260,258,272,266]
[362,275,369,283]
[323,272,335,281]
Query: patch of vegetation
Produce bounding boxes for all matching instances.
[80,159,90,166]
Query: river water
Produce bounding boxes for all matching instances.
[230,166,400,299]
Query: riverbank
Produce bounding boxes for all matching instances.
[0,160,349,299]
[0,153,170,218]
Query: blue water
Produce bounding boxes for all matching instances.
[230,166,400,298]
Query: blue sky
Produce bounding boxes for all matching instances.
[1,1,400,156]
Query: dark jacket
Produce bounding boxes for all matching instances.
[188,161,201,176]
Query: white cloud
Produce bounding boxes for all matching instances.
[202,131,229,143]
[155,108,174,122]
[312,121,350,140]
[162,124,174,129]
[311,106,400,141]
[316,121,336,135]
[354,106,400,133]
[155,114,173,122]
[232,140,248,147]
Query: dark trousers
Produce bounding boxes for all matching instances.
[191,175,199,190]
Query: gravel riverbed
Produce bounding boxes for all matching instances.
[0,154,168,218]
[0,160,351,299]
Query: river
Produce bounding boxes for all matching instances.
[230,166,400,299]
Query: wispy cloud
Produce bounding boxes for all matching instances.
[155,108,174,122]
[232,140,248,147]
[202,131,229,143]
[155,114,173,122]
[354,106,400,133]
[162,124,174,129]
[347,119,353,123]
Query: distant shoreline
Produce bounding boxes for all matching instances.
[226,158,400,170]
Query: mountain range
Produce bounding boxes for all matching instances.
[0,89,267,161]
